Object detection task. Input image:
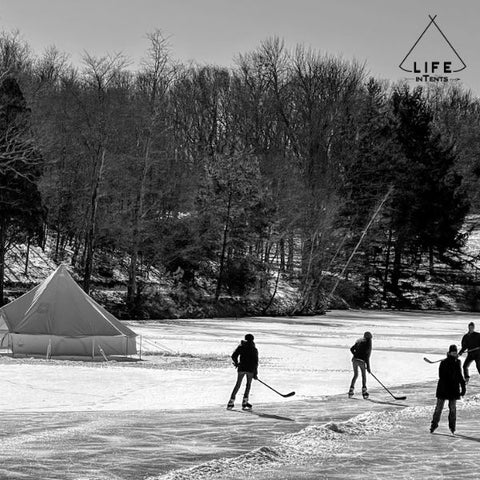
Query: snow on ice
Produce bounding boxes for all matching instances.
[1,310,480,479]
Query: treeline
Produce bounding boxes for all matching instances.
[1,31,480,314]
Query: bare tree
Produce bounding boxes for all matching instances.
[286,46,365,310]
[74,52,130,293]
[125,30,176,309]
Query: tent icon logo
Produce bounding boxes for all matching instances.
[399,15,466,82]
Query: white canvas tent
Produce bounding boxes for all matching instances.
[0,265,137,357]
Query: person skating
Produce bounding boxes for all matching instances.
[458,322,480,384]
[348,331,372,399]
[227,333,258,410]
[430,344,466,435]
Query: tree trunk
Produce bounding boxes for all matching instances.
[300,230,319,309]
[391,238,403,293]
[127,195,141,308]
[262,267,281,314]
[83,223,94,294]
[256,240,263,259]
[301,234,311,277]
[42,225,47,251]
[264,240,272,264]
[128,103,157,309]
[54,224,61,262]
[127,248,138,308]
[362,253,370,303]
[24,236,31,276]
[429,247,435,275]
[83,148,106,293]
[279,238,285,272]
[71,236,81,267]
[383,228,393,301]
[0,218,5,305]
[215,190,232,302]
[287,235,294,274]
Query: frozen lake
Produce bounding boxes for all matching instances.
[1,310,479,479]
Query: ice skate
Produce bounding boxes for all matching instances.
[242,398,252,410]
[348,387,354,398]
[226,399,234,410]
[362,387,369,399]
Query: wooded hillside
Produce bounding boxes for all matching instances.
[2,31,480,316]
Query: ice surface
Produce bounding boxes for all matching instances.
[1,310,480,479]
[149,393,480,480]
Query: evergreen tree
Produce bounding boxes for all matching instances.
[388,85,469,291]
[341,84,469,303]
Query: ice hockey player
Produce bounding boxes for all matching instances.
[458,322,480,384]
[227,333,259,410]
[430,344,466,435]
[348,331,372,399]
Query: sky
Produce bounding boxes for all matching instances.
[0,0,478,94]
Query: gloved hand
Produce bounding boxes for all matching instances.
[253,374,258,380]
[461,388,466,397]
[367,367,371,374]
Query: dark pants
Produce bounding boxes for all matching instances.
[431,398,457,431]
[463,354,480,379]
[350,358,367,390]
[230,371,254,400]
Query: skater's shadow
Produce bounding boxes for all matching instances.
[432,432,480,442]
[455,434,480,443]
[235,410,294,422]
[432,432,454,438]
[251,412,295,422]
[366,398,407,407]
[350,398,406,407]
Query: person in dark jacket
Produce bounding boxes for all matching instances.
[430,344,466,435]
[348,331,372,399]
[458,322,480,384]
[227,334,259,410]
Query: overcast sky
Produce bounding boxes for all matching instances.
[0,0,478,93]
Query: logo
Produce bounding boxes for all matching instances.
[399,15,466,83]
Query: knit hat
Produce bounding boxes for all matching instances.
[364,331,372,339]
[245,334,254,342]
[448,344,458,354]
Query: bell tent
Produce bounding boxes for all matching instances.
[0,265,137,357]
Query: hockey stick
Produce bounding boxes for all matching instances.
[424,357,442,364]
[369,372,406,401]
[256,378,295,398]
[462,346,480,354]
[424,346,480,364]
